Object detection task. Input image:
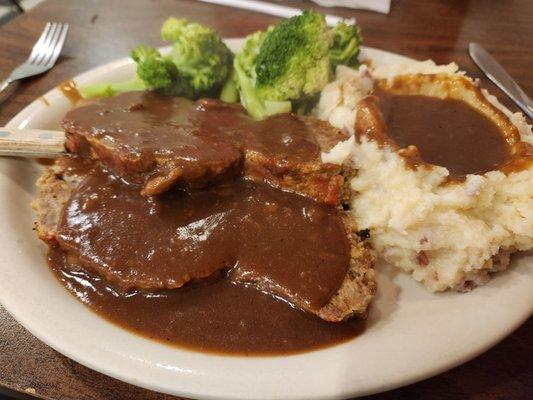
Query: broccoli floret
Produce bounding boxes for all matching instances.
[162,17,233,96]
[232,30,291,119]
[131,45,176,90]
[237,29,265,83]
[230,11,333,118]
[234,58,291,119]
[329,22,362,69]
[80,18,231,99]
[254,11,331,101]
[80,45,192,99]
[131,44,192,96]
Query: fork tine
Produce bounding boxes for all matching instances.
[31,22,57,64]
[45,24,69,67]
[27,22,53,63]
[33,22,60,65]
[41,23,63,65]
[41,24,63,67]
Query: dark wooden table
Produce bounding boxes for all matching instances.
[0,1,531,399]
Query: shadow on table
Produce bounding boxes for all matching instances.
[0,384,40,400]
[55,354,180,400]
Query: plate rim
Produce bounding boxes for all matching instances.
[1,39,531,400]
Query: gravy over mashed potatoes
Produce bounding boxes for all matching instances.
[316,61,533,292]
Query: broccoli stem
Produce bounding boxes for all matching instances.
[235,63,290,119]
[79,77,148,99]
[263,100,293,117]
[220,72,239,103]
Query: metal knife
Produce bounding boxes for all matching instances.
[469,42,533,120]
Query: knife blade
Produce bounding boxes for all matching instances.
[469,42,533,120]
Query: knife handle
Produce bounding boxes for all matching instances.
[0,128,66,158]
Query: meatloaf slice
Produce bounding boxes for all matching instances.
[32,157,96,245]
[62,93,348,204]
[62,93,244,197]
[243,117,352,206]
[231,212,376,321]
[32,157,376,321]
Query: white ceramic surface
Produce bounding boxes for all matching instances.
[0,40,531,400]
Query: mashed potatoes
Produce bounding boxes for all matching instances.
[317,61,533,292]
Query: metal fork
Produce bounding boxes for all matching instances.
[0,22,69,94]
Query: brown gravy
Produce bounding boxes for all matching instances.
[374,90,510,177]
[46,92,365,355]
[59,80,83,105]
[36,158,55,166]
[49,248,363,355]
[62,93,323,196]
[56,164,350,312]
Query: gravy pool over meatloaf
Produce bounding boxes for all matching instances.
[35,92,376,355]
[62,92,346,199]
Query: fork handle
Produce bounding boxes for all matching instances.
[0,78,12,94]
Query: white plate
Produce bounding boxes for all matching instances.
[0,40,531,400]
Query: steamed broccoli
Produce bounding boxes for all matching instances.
[329,22,362,69]
[131,45,176,90]
[227,11,362,119]
[161,17,233,96]
[79,45,191,99]
[78,78,147,100]
[224,30,291,119]
[219,69,239,103]
[255,11,331,101]
[133,45,194,96]
[80,17,232,99]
